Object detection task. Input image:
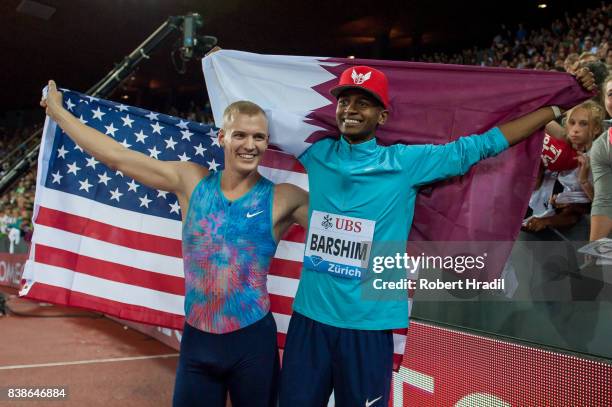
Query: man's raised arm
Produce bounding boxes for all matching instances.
[499,67,595,146]
[40,80,207,195]
[499,106,559,146]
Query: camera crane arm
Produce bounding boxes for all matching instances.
[0,13,216,195]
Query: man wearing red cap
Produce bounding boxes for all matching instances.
[278,65,595,406]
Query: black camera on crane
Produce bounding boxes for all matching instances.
[180,13,217,59]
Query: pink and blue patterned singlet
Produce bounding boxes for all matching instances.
[182,171,277,333]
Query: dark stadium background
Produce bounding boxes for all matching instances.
[0,0,603,112]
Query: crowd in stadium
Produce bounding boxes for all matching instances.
[419,3,611,70]
[0,167,35,253]
[0,2,610,252]
[0,123,41,177]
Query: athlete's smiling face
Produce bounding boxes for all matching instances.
[219,112,269,173]
[336,89,388,144]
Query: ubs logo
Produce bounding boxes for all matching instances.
[335,218,362,233]
[321,215,333,229]
[321,214,363,233]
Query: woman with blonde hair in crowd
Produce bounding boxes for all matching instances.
[524,100,604,233]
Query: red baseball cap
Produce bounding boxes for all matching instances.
[330,66,390,108]
[541,134,578,172]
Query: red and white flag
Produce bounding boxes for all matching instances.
[202,50,590,369]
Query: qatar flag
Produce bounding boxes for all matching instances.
[202,49,589,267]
[203,51,589,371]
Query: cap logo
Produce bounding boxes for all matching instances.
[351,69,371,85]
[541,134,561,166]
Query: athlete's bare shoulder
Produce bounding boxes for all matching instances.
[171,161,209,197]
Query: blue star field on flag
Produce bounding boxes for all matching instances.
[45,90,223,220]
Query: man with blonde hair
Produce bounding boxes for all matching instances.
[41,82,308,407]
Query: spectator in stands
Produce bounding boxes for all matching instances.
[582,36,597,53]
[527,135,578,224]
[516,23,527,42]
[579,52,600,64]
[6,207,22,253]
[597,41,610,64]
[21,210,33,243]
[0,208,11,236]
[561,102,603,200]
[0,165,36,251]
[589,75,612,240]
[524,101,604,233]
[415,3,610,72]
[565,53,580,73]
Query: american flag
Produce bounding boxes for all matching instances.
[20,89,407,369]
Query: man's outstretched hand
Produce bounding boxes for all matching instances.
[574,67,596,92]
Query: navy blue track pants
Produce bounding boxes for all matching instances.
[173,312,279,407]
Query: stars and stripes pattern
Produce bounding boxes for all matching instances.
[43,93,221,221]
[19,89,407,370]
